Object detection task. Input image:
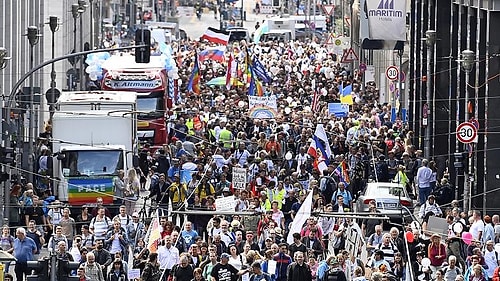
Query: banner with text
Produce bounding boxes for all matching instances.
[248,95,278,119]
[232,167,247,189]
[366,0,407,41]
[215,196,237,211]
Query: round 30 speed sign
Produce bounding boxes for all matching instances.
[456,122,477,144]
[386,66,399,81]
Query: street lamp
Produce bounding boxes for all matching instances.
[78,0,88,91]
[70,4,83,91]
[46,16,61,119]
[460,49,475,213]
[424,30,436,160]
[25,26,41,184]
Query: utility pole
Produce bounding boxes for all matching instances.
[460,49,475,213]
[424,30,436,160]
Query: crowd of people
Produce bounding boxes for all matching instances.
[4,34,498,281]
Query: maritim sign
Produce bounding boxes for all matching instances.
[365,0,406,41]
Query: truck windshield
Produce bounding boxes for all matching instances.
[137,92,164,119]
[61,150,124,177]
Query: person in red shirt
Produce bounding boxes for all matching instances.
[428,234,446,270]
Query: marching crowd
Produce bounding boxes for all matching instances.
[4,37,499,281]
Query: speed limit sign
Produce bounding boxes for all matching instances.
[386,66,399,81]
[456,122,477,143]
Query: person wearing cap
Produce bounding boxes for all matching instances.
[127,212,145,247]
[482,240,496,279]
[428,234,446,271]
[210,252,250,281]
[418,195,443,231]
[368,250,391,272]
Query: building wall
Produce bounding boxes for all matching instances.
[412,0,500,212]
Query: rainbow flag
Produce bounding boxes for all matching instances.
[248,68,263,96]
[147,211,161,253]
[334,160,350,185]
[187,53,201,94]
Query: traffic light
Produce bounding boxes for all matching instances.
[135,29,151,63]
[453,152,469,170]
[326,15,333,31]
[0,146,14,165]
[27,258,49,281]
[57,260,80,281]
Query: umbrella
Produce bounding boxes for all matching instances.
[206,76,243,86]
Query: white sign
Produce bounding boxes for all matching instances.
[215,196,237,211]
[104,79,162,90]
[456,122,477,144]
[366,0,407,41]
[232,168,247,189]
[128,269,141,280]
[248,95,278,110]
[386,66,399,81]
[344,223,364,257]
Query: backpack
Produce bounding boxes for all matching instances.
[322,268,344,281]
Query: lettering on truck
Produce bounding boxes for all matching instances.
[77,184,107,192]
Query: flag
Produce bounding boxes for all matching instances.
[201,27,230,45]
[334,160,351,185]
[251,56,272,83]
[287,189,314,244]
[248,67,264,96]
[199,46,226,62]
[253,21,269,43]
[307,124,332,174]
[147,211,161,253]
[311,79,320,113]
[187,53,201,94]
[226,53,236,90]
[339,82,353,105]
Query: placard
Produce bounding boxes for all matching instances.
[215,195,237,211]
[232,167,247,189]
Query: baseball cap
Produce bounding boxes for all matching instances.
[132,212,139,217]
[221,253,230,259]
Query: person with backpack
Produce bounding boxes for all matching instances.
[90,207,112,241]
[320,257,346,281]
[442,255,462,281]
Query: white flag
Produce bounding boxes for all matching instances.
[287,190,314,244]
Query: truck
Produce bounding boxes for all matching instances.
[260,17,296,42]
[51,91,137,205]
[101,54,171,149]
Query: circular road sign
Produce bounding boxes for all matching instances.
[456,122,477,144]
[359,63,367,72]
[386,66,399,81]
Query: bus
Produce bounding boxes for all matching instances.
[101,54,171,148]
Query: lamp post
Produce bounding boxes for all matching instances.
[0,47,10,225]
[424,30,436,160]
[89,0,95,49]
[460,49,475,213]
[71,4,82,91]
[46,16,60,119]
[25,26,41,184]
[78,0,88,91]
[397,49,403,117]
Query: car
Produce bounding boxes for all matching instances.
[355,182,414,223]
[227,27,250,43]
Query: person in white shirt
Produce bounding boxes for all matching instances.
[113,205,133,233]
[418,195,443,231]
[469,210,485,241]
[482,240,498,280]
[157,235,180,277]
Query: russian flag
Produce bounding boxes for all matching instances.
[200,27,230,46]
[307,124,332,174]
[200,46,226,62]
